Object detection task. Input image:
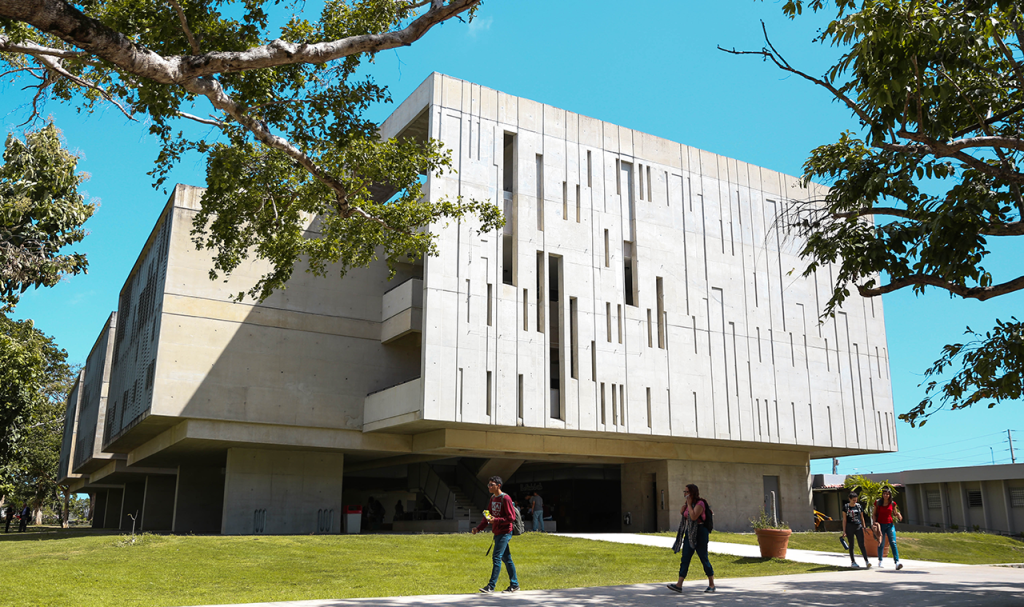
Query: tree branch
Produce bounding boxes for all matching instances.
[859,273,1024,301]
[176,111,224,127]
[30,52,135,121]
[166,0,200,55]
[0,0,481,83]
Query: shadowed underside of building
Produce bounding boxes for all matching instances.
[58,74,897,535]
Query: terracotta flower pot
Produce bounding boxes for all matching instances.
[863,527,890,558]
[755,528,792,559]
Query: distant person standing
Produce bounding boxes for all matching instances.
[471,476,519,594]
[529,491,545,532]
[841,492,872,568]
[3,504,13,533]
[873,487,903,570]
[19,504,30,532]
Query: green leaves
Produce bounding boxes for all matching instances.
[0,123,94,312]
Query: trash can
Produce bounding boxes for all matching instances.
[344,505,362,534]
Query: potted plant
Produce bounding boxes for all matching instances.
[843,475,899,558]
[751,506,791,558]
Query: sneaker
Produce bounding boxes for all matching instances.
[878,561,884,568]
[666,583,682,593]
[478,586,494,594]
[896,561,903,570]
[704,586,716,593]
[850,560,860,568]
[503,585,520,593]
[865,561,872,568]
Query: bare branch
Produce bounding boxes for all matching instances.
[166,0,200,55]
[30,52,135,121]
[0,34,92,60]
[176,111,224,127]
[993,28,1024,93]
[859,273,1024,301]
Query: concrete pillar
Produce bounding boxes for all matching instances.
[958,481,970,530]
[91,491,108,529]
[981,481,991,532]
[1002,480,1015,535]
[141,475,176,531]
[103,488,124,529]
[221,448,343,535]
[939,483,950,529]
[120,482,145,532]
[173,465,225,534]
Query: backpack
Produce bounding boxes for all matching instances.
[511,503,525,536]
[700,499,714,532]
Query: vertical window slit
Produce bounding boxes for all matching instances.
[656,277,665,349]
[486,371,492,416]
[536,154,544,231]
[646,387,652,429]
[486,283,493,326]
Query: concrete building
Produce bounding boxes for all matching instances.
[59,73,896,535]
[814,465,1024,535]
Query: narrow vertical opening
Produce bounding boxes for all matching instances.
[615,158,621,195]
[647,165,653,203]
[606,302,612,342]
[486,283,493,326]
[536,251,545,333]
[646,309,653,347]
[611,383,618,425]
[638,163,645,200]
[570,297,578,380]
[617,304,623,344]
[604,229,610,267]
[536,154,544,231]
[591,340,597,381]
[600,382,606,424]
[664,171,669,206]
[562,180,568,220]
[549,255,563,419]
[465,279,471,322]
[458,368,464,419]
[623,241,636,306]
[619,384,625,425]
[575,184,581,223]
[486,370,492,416]
[523,288,528,331]
[587,150,592,188]
[656,277,665,349]
[517,374,524,422]
[502,133,516,285]
[646,387,652,429]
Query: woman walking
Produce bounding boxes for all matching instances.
[841,492,872,568]
[666,484,715,594]
[873,487,903,570]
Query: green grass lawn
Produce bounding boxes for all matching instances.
[0,530,840,607]
[653,530,1024,565]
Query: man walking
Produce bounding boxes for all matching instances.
[3,504,13,533]
[529,491,545,532]
[19,504,30,532]
[471,476,520,593]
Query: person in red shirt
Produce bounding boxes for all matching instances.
[873,487,903,569]
[471,476,520,593]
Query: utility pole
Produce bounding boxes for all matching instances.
[1010,429,1017,464]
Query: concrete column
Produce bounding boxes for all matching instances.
[915,484,925,526]
[221,448,343,535]
[91,491,108,529]
[1002,480,1015,535]
[103,488,124,529]
[120,481,145,532]
[939,483,950,529]
[173,465,225,534]
[141,475,176,531]
[981,481,991,532]
[958,482,970,530]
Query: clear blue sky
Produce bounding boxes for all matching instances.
[4,0,1021,475]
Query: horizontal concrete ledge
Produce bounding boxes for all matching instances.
[88,458,177,484]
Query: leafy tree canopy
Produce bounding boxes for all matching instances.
[730,0,1024,425]
[0,313,70,495]
[0,0,501,303]
[0,123,93,312]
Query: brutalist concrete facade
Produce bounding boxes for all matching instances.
[61,74,896,534]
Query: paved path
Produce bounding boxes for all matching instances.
[192,534,1024,607]
[555,532,965,569]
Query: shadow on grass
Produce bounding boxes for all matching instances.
[0,527,121,542]
[190,572,1024,607]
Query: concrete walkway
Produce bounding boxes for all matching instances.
[555,532,966,569]
[191,534,1024,607]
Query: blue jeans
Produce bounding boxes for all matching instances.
[877,523,900,562]
[488,533,518,588]
[532,510,545,532]
[679,525,714,579]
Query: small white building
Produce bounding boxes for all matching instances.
[59,73,897,534]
